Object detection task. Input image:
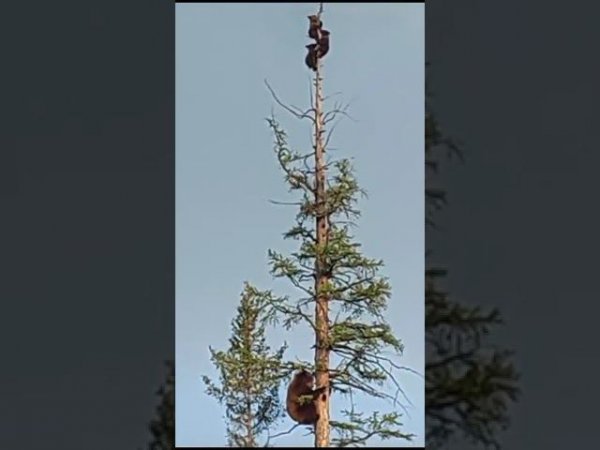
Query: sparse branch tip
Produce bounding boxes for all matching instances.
[265,79,316,123]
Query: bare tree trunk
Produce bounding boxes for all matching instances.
[244,402,254,447]
[313,35,331,448]
[243,323,255,447]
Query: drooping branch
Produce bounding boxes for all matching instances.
[264,79,316,124]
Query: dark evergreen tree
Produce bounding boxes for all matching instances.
[425,69,520,449]
[148,360,174,450]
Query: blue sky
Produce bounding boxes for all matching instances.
[176,3,424,447]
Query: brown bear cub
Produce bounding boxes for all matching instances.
[317,29,330,57]
[305,14,330,70]
[305,44,318,71]
[307,14,323,40]
[286,370,327,425]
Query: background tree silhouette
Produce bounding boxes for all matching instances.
[148,360,174,450]
[425,68,520,449]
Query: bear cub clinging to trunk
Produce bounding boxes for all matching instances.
[286,369,328,425]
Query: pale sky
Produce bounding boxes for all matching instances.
[176,3,424,447]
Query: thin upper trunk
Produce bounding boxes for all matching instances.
[313,41,331,448]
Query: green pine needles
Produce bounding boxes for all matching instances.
[202,283,288,447]
[260,113,415,446]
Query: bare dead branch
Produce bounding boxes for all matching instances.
[264,424,300,447]
[324,117,343,150]
[323,102,357,126]
[265,79,316,123]
[323,91,343,102]
[268,199,303,207]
